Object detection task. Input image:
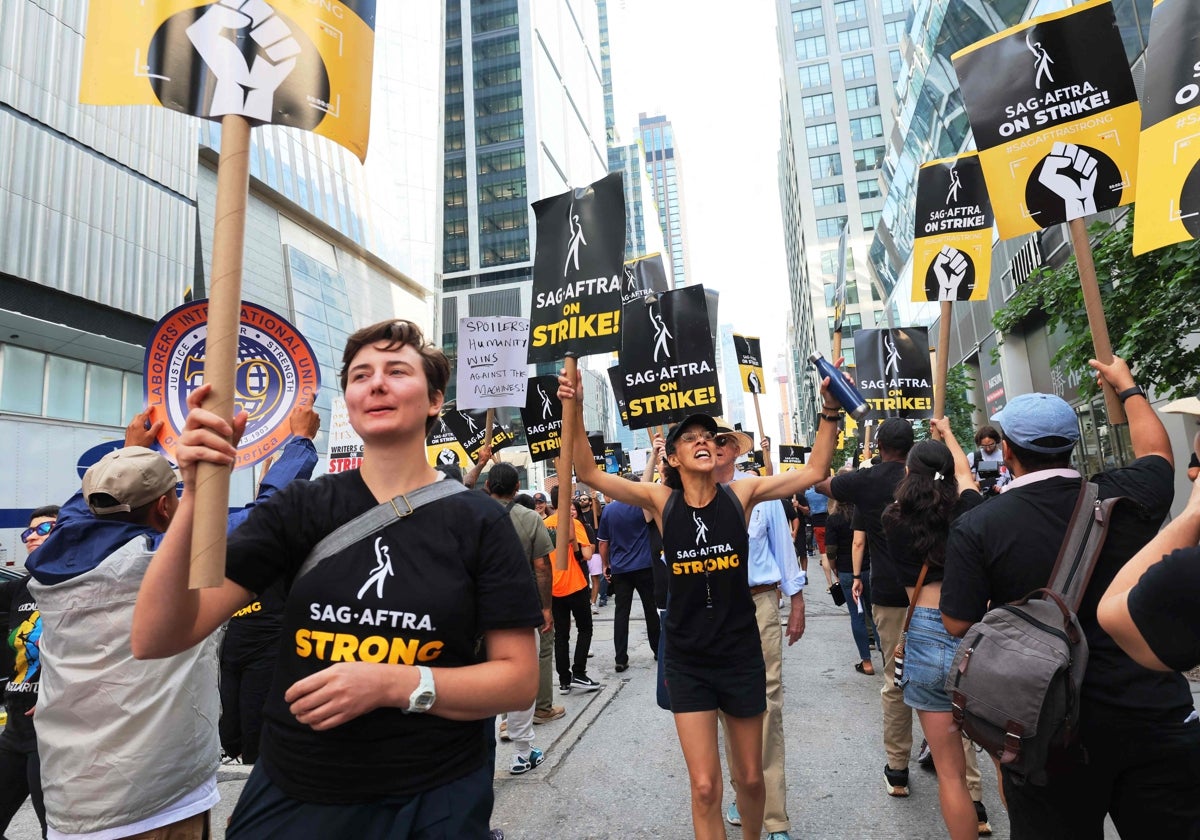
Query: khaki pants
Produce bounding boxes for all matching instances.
[722,589,789,833]
[123,811,209,839]
[874,603,982,797]
[536,626,555,714]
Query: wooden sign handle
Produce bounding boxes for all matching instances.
[554,356,578,572]
[1068,219,1125,425]
[933,301,952,422]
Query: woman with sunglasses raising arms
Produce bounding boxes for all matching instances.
[557,368,843,840]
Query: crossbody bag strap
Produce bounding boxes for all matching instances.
[901,563,931,635]
[295,477,468,581]
[1046,479,1124,612]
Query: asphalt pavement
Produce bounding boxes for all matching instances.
[6,584,1159,838]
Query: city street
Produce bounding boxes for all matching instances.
[7,590,1155,839]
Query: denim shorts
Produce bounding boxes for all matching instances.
[901,607,959,713]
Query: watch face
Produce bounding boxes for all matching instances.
[413,691,435,710]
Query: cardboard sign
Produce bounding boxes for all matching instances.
[853,328,934,419]
[529,173,627,362]
[1133,0,1200,254]
[455,316,530,409]
[911,154,995,302]
[617,286,721,430]
[733,335,765,394]
[441,407,515,463]
[425,415,470,469]
[520,375,564,463]
[778,445,809,472]
[80,0,377,161]
[327,396,364,474]
[621,253,670,305]
[952,0,1139,238]
[143,299,320,470]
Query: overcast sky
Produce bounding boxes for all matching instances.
[607,0,792,441]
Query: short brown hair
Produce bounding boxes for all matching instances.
[340,320,449,434]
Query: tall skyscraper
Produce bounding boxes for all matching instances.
[776,0,909,394]
[638,113,692,288]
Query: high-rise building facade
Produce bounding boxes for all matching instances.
[638,113,691,288]
[0,2,442,559]
[776,0,910,408]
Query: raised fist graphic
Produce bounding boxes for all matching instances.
[187,0,300,121]
[933,246,968,301]
[1037,142,1098,219]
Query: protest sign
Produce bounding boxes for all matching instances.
[587,434,606,469]
[912,154,995,302]
[952,0,1138,238]
[618,286,721,430]
[80,0,376,160]
[441,407,515,463]
[1133,0,1200,254]
[455,316,530,409]
[603,442,624,474]
[528,173,627,363]
[778,445,809,472]
[832,223,849,354]
[327,396,364,474]
[621,253,670,305]
[425,416,470,470]
[520,375,565,464]
[733,335,765,394]
[853,328,934,420]
[143,299,320,470]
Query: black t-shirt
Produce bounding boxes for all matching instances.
[661,486,759,666]
[224,470,543,803]
[886,491,984,586]
[824,511,856,575]
[221,579,287,663]
[1190,452,1200,470]
[1127,546,1200,672]
[3,576,40,735]
[829,461,907,607]
[942,456,1190,713]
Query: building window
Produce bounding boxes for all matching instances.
[821,250,855,275]
[881,0,907,15]
[857,178,881,199]
[798,62,831,89]
[812,185,847,206]
[792,7,823,33]
[890,49,903,76]
[809,152,843,179]
[849,115,884,141]
[0,345,144,427]
[1,345,45,415]
[845,84,878,111]
[884,19,906,45]
[862,210,882,231]
[838,26,872,52]
[816,217,847,239]
[795,35,827,60]
[842,54,875,81]
[853,145,886,171]
[833,0,866,23]
[805,123,839,147]
[802,93,836,119]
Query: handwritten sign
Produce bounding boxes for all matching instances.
[455,316,531,409]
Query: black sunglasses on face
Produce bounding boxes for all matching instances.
[21,521,54,542]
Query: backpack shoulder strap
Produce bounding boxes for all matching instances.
[1047,479,1125,611]
[296,478,468,581]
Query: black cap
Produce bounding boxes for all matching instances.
[875,418,914,455]
[665,414,719,454]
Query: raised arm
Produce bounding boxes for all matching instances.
[1091,356,1172,464]
[930,417,979,496]
[132,384,257,659]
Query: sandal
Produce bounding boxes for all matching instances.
[855,661,875,676]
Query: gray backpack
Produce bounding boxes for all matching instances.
[945,480,1123,786]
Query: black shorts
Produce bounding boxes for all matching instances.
[665,653,766,717]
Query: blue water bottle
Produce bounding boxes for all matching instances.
[810,352,870,421]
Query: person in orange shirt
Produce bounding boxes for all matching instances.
[545,487,601,694]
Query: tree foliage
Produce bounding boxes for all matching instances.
[992,212,1200,401]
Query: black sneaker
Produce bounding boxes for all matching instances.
[571,674,601,692]
[883,764,909,797]
[975,801,992,835]
[917,738,935,771]
[558,681,572,695]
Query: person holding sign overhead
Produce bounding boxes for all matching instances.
[132,320,542,839]
[557,364,845,840]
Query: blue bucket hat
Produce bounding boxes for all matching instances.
[991,393,1079,454]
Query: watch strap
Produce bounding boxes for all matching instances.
[405,665,435,713]
[1116,385,1145,403]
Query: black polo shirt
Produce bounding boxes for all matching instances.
[941,456,1190,713]
[829,460,907,607]
[1127,545,1200,672]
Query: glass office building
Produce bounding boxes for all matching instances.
[638,113,692,289]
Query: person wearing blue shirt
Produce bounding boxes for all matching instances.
[803,486,829,560]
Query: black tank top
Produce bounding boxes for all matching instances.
[661,485,759,666]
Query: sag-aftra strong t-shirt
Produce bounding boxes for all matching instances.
[225,470,542,804]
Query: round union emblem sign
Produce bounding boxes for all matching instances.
[144,300,321,470]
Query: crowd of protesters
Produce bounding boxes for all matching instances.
[3,318,1199,840]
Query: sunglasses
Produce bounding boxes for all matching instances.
[677,431,735,447]
[21,521,54,542]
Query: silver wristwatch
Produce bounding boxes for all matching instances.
[404,665,436,714]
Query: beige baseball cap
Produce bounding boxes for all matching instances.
[83,446,179,515]
[1160,394,1200,417]
[711,417,754,457]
